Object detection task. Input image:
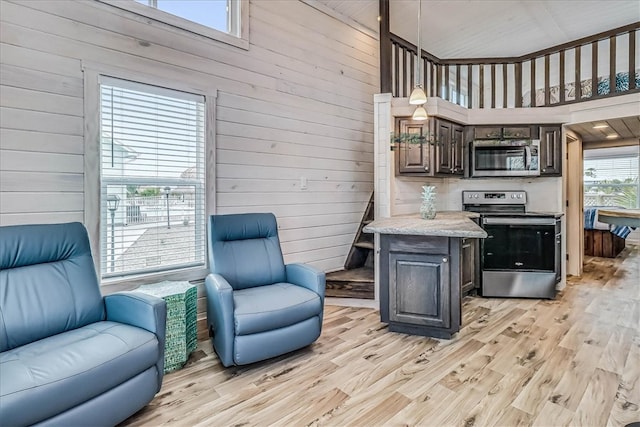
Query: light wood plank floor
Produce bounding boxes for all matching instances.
[122,245,640,426]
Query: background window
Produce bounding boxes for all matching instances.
[135,0,235,36]
[100,76,206,279]
[583,145,639,209]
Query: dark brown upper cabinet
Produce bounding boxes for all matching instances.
[395,117,432,175]
[539,126,562,176]
[435,118,464,176]
[474,125,533,140]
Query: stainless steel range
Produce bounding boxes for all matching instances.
[463,190,561,299]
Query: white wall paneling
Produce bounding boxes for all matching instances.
[0,151,83,173]
[0,129,84,154]
[0,192,84,213]
[0,107,83,135]
[1,86,84,116]
[0,64,83,97]
[0,0,378,279]
[373,93,392,220]
[0,212,85,227]
[0,171,83,192]
[372,93,393,308]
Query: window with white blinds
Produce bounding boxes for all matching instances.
[100,76,206,279]
[583,146,640,209]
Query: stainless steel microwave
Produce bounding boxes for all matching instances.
[470,139,540,177]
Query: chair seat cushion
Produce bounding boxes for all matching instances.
[0,321,160,425]
[233,283,321,335]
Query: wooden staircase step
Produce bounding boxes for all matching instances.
[340,192,375,296]
[353,242,374,250]
[326,267,374,300]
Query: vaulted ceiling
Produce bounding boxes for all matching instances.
[316,0,640,59]
[316,0,640,143]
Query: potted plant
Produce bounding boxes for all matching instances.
[390,131,435,150]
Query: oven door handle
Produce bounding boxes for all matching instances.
[483,217,557,226]
[524,146,532,170]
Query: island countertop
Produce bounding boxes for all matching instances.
[363,211,487,238]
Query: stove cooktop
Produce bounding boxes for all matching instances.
[461,191,562,218]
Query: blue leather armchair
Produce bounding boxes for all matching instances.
[0,222,166,427]
[206,213,325,367]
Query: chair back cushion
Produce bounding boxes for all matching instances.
[0,222,104,352]
[208,213,286,290]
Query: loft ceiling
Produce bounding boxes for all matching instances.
[315,0,640,59]
[567,117,640,144]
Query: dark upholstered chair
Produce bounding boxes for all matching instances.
[205,213,325,367]
[0,222,166,426]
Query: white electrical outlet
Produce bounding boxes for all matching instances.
[300,176,308,190]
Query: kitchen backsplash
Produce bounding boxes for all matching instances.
[393,176,563,215]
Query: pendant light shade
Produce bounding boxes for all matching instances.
[409,85,427,105]
[412,105,428,121]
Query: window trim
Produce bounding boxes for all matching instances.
[99,0,249,50]
[82,61,217,287]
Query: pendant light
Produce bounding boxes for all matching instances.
[412,105,428,120]
[409,0,427,112]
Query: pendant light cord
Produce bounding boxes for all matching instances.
[416,0,421,87]
[409,0,427,113]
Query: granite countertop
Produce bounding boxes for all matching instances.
[363,211,488,238]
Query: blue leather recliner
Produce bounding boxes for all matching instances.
[206,213,326,367]
[0,222,167,427]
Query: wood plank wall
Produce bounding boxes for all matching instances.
[0,0,378,276]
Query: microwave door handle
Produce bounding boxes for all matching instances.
[525,146,532,170]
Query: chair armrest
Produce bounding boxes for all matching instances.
[285,263,326,299]
[105,292,167,336]
[104,291,167,388]
[286,263,326,328]
[205,273,235,367]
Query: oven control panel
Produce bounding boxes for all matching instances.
[462,190,527,205]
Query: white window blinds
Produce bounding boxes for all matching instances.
[99,76,206,279]
[584,147,640,209]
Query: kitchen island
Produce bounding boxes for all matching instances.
[364,212,487,339]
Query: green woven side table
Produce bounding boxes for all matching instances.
[136,281,197,373]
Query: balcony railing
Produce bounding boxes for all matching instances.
[584,182,639,209]
[384,22,640,108]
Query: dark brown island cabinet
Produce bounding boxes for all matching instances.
[365,213,486,339]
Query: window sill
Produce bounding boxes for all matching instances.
[100,266,208,293]
[98,0,249,51]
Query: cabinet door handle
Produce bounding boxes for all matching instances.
[442,257,448,263]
